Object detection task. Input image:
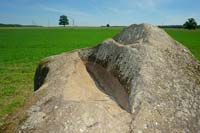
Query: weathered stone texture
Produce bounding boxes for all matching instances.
[4,24,200,133]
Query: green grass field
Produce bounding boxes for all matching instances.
[165,28,200,59]
[0,27,200,126]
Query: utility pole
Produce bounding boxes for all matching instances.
[68,16,75,26]
[48,19,50,27]
[32,20,37,26]
[72,19,75,26]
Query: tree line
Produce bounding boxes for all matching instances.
[0,16,199,29]
[159,18,199,29]
[59,15,199,30]
[0,23,42,27]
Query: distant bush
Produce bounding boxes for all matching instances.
[183,18,198,30]
[106,24,110,27]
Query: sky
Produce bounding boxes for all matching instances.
[0,0,199,26]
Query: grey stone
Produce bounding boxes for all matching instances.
[5,24,200,133]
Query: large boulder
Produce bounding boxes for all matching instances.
[3,24,200,132]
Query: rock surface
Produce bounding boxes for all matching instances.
[3,24,200,133]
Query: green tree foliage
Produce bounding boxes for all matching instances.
[106,24,110,27]
[183,18,198,30]
[59,15,69,27]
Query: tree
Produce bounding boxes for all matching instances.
[59,15,69,27]
[106,24,110,27]
[183,18,198,30]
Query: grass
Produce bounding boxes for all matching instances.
[0,27,122,126]
[165,28,200,60]
[0,27,200,126]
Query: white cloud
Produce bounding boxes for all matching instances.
[40,5,91,17]
[135,0,156,9]
[106,7,134,15]
[126,0,172,10]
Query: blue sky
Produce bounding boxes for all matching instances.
[0,0,199,26]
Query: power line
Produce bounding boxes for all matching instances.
[32,20,37,25]
[68,16,75,26]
